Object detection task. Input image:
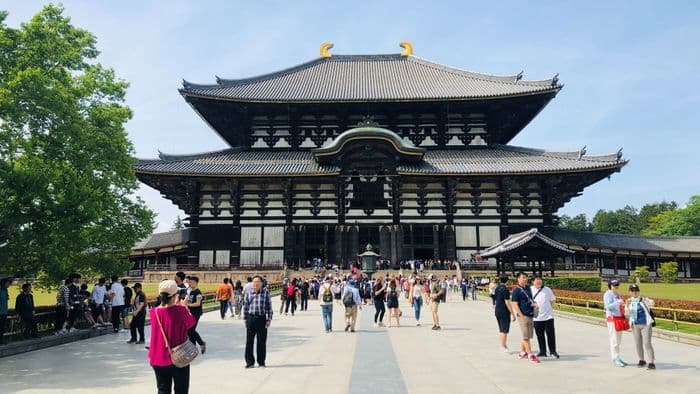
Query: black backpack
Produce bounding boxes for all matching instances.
[343,290,355,307]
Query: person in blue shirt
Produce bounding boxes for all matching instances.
[626,284,656,370]
[0,278,11,345]
[510,272,539,364]
[342,279,361,332]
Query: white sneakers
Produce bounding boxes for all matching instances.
[501,347,510,354]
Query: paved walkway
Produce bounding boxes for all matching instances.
[3,293,699,393]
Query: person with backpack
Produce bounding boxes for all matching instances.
[318,276,334,333]
[429,274,446,330]
[342,279,361,332]
[284,279,298,316]
[625,284,656,370]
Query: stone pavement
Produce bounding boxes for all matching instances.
[3,292,699,394]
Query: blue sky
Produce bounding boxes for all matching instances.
[6,1,700,232]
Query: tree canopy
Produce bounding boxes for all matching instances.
[0,5,154,287]
[557,200,681,235]
[643,196,700,236]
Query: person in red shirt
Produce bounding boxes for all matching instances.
[149,280,195,394]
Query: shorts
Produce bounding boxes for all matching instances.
[430,301,440,313]
[121,308,130,318]
[496,314,511,333]
[90,304,103,319]
[518,316,534,339]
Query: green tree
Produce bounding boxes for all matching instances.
[557,213,590,231]
[591,205,638,234]
[657,261,678,283]
[643,196,700,236]
[637,201,677,233]
[172,215,184,230]
[0,5,154,286]
[631,266,650,283]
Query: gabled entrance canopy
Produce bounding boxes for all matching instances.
[481,228,574,276]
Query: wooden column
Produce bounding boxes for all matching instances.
[228,180,241,267]
[186,180,200,266]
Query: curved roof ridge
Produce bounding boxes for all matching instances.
[496,145,624,163]
[150,147,240,162]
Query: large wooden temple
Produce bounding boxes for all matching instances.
[135,43,628,269]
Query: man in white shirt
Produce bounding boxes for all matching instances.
[532,274,558,358]
[90,278,108,327]
[108,276,125,333]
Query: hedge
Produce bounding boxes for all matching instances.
[544,277,600,292]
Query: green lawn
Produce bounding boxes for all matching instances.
[598,282,700,301]
[6,283,221,308]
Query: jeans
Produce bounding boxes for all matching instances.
[130,312,145,342]
[412,297,423,321]
[300,296,308,311]
[219,301,228,319]
[153,364,190,394]
[374,300,385,323]
[632,324,655,363]
[321,304,333,331]
[245,316,268,366]
[533,318,557,355]
[111,305,124,331]
[471,290,477,301]
[461,289,467,301]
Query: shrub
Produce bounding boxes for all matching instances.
[544,276,600,292]
[631,266,650,283]
[658,261,678,283]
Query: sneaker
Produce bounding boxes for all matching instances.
[69,328,78,333]
[245,364,255,369]
[536,352,547,358]
[529,354,540,364]
[637,360,647,368]
[518,352,528,359]
[647,363,656,370]
[92,323,100,329]
[344,324,350,332]
[373,323,378,327]
[127,339,136,344]
[551,352,560,359]
[500,347,510,354]
[614,358,626,367]
[416,322,420,326]
[435,326,441,330]
[431,326,437,330]
[136,340,145,344]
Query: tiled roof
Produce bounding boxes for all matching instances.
[481,228,574,258]
[180,54,560,103]
[134,145,626,177]
[550,228,700,254]
[132,228,191,251]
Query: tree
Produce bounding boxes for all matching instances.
[643,196,700,236]
[637,201,677,233]
[172,215,184,230]
[657,261,678,284]
[631,266,650,283]
[591,205,638,234]
[0,6,154,286]
[557,213,590,231]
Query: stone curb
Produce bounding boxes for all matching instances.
[0,304,220,359]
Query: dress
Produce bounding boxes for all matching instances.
[387,288,399,309]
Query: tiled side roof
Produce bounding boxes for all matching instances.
[481,228,574,258]
[550,228,700,254]
[132,228,191,251]
[134,145,626,177]
[180,54,560,103]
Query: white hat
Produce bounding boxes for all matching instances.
[159,280,179,296]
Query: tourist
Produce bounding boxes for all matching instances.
[386,280,401,328]
[332,279,342,306]
[233,280,244,318]
[531,274,558,358]
[91,278,107,327]
[460,278,467,301]
[15,283,38,339]
[65,274,82,332]
[109,276,126,333]
[488,278,497,306]
[103,283,113,324]
[284,278,298,316]
[280,278,288,315]
[55,279,71,334]
[122,278,133,330]
[226,277,235,317]
[174,272,188,306]
[149,280,196,393]
[216,278,232,320]
[342,279,361,332]
[422,278,430,306]
[510,272,539,363]
[79,284,96,327]
[299,279,309,311]
[318,276,334,333]
[186,276,206,354]
[493,275,514,353]
[128,283,147,344]
[373,276,387,327]
[470,278,478,301]
[626,284,655,370]
[604,279,628,367]
[0,278,10,344]
[244,276,253,296]
[429,274,446,330]
[243,275,273,368]
[409,277,423,326]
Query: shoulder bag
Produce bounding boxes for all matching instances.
[154,308,199,368]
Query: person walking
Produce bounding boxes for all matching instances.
[280,278,289,315]
[470,279,478,301]
[531,274,558,358]
[55,279,71,334]
[0,278,10,344]
[318,276,334,333]
[493,275,514,353]
[15,283,39,339]
[109,276,126,333]
[243,275,273,368]
[460,279,468,302]
[185,276,206,354]
[342,279,361,332]
[488,278,497,306]
[91,278,108,327]
[216,278,232,320]
[149,280,196,394]
[121,278,132,330]
[386,280,401,328]
[284,279,298,316]
[626,284,655,370]
[510,272,539,364]
[233,280,244,319]
[409,278,423,326]
[373,277,387,327]
[604,279,628,367]
[300,279,309,311]
[429,274,445,330]
[128,283,147,344]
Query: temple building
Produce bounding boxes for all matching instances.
[134,43,630,270]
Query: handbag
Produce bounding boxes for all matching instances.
[154,308,199,368]
[612,316,630,332]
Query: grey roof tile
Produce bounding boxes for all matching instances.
[132,228,191,251]
[550,228,700,254]
[481,228,574,258]
[180,54,560,103]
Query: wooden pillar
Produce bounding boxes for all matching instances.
[229,180,241,268]
[432,224,440,261]
[613,251,618,276]
[550,258,555,277]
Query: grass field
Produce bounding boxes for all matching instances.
[598,282,700,301]
[6,283,222,309]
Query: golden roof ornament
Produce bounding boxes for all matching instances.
[400,41,413,56]
[320,42,334,58]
